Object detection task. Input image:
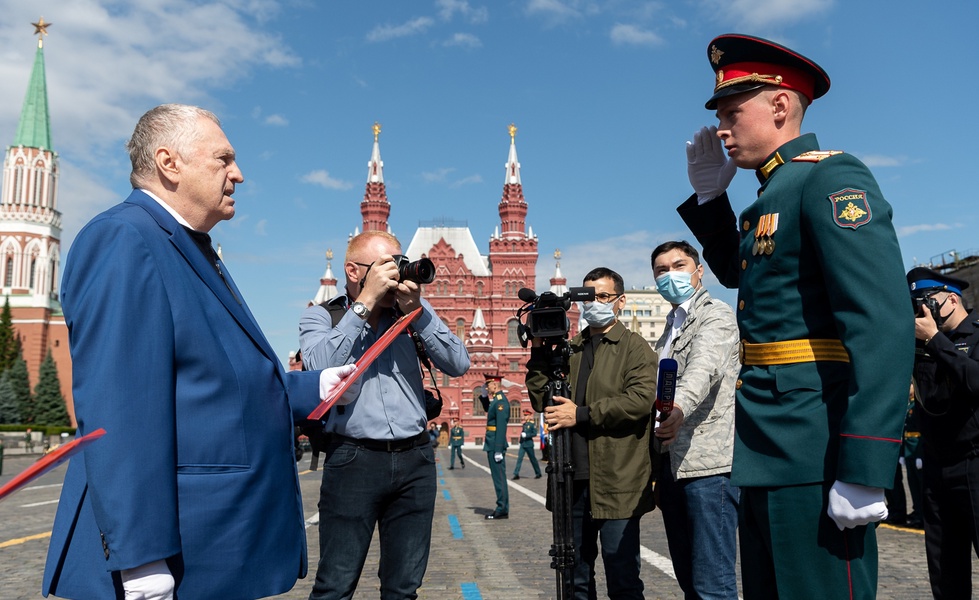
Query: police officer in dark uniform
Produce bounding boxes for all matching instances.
[481,374,510,519]
[677,34,914,598]
[512,409,542,480]
[908,266,979,599]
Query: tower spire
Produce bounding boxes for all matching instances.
[15,18,53,150]
[361,121,390,233]
[498,123,527,239]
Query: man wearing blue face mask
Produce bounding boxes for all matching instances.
[651,241,741,600]
[526,267,658,600]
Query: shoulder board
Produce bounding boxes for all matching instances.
[792,150,844,162]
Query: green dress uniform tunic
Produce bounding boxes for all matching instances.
[482,390,510,514]
[678,133,915,599]
[514,419,541,478]
[449,425,465,469]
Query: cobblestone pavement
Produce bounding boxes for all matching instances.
[0,448,967,599]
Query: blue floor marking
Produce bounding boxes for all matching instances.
[460,582,482,599]
[448,514,464,539]
[443,489,451,501]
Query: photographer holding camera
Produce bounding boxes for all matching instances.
[299,230,470,600]
[907,266,979,598]
[526,267,658,600]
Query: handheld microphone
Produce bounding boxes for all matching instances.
[656,358,679,415]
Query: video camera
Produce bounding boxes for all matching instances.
[515,287,595,346]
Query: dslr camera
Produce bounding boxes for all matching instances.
[515,286,595,346]
[913,293,942,323]
[392,254,435,284]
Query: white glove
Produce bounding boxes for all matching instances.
[494,452,503,463]
[520,432,527,439]
[686,125,737,203]
[916,458,923,470]
[121,559,174,600]
[898,456,905,466]
[826,480,888,531]
[318,364,360,405]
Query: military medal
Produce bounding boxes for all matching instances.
[764,213,779,255]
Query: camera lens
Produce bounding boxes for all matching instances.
[398,257,436,284]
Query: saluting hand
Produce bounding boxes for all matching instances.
[686,125,737,202]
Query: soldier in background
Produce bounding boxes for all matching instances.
[481,375,510,519]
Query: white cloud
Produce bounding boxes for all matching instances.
[366,17,435,42]
[422,167,455,183]
[255,219,267,236]
[301,169,354,190]
[858,154,907,168]
[697,0,834,29]
[436,0,489,24]
[526,0,582,23]
[443,33,482,48]
[450,174,483,187]
[897,223,958,237]
[610,23,663,47]
[264,114,288,126]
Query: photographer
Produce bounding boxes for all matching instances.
[907,267,979,599]
[526,267,658,600]
[299,230,470,600]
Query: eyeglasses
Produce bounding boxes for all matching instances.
[593,292,622,304]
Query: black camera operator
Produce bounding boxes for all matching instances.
[907,266,979,599]
[524,267,658,600]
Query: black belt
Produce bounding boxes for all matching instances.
[331,431,430,452]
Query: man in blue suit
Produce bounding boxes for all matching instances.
[42,104,354,599]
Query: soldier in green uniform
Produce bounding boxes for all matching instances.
[512,410,542,480]
[903,387,923,528]
[677,34,914,599]
[448,418,465,470]
[480,374,510,519]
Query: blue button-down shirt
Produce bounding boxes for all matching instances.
[299,295,470,440]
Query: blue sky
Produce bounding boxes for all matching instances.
[2,0,977,363]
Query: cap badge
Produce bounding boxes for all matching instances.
[710,44,724,65]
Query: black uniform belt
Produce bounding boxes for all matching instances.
[740,339,849,365]
[331,431,429,452]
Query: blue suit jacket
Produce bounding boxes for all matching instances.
[43,190,321,599]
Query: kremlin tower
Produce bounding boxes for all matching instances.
[1,18,72,422]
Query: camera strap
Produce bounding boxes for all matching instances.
[308,298,443,404]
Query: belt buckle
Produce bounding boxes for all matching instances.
[739,340,746,365]
[386,440,395,452]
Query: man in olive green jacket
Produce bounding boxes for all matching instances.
[527,267,658,599]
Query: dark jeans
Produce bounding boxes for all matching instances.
[571,480,644,600]
[309,440,437,600]
[923,454,979,599]
[658,461,740,599]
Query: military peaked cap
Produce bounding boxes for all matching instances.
[705,33,831,110]
[907,266,969,297]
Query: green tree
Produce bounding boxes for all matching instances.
[0,372,20,424]
[0,297,15,372]
[34,350,68,426]
[8,355,33,424]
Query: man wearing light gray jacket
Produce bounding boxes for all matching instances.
[652,240,740,600]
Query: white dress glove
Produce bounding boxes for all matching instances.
[916,458,923,470]
[686,125,737,203]
[318,364,360,406]
[898,456,905,466]
[121,559,174,600]
[494,452,503,463]
[826,480,888,531]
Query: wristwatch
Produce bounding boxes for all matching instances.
[351,302,371,320]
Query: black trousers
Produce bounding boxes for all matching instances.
[923,454,979,599]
